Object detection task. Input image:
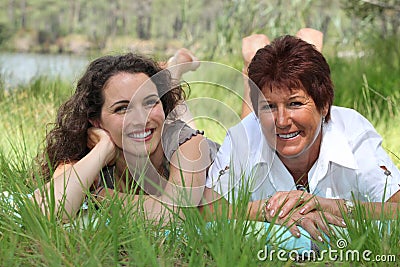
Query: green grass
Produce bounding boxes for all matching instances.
[0,51,399,266]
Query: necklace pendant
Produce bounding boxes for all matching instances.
[296,184,308,192]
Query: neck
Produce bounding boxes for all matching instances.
[149,142,164,171]
[115,143,166,194]
[279,131,322,181]
[114,149,127,177]
[112,151,130,191]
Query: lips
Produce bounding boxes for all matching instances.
[127,128,154,141]
[277,131,300,139]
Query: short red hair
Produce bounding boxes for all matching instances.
[248,35,334,121]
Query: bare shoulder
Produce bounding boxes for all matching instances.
[176,134,207,159]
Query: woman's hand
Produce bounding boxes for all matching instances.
[266,190,315,218]
[272,209,344,242]
[87,127,117,166]
[266,190,345,219]
[250,198,345,241]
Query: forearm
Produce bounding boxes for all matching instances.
[199,188,232,220]
[317,197,399,219]
[34,144,109,219]
[247,201,265,221]
[345,201,399,219]
[199,188,264,221]
[98,188,181,222]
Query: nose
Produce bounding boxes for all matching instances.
[275,107,291,129]
[126,106,149,127]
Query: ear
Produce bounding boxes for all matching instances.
[89,119,100,128]
[321,104,329,118]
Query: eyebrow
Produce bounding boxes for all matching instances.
[144,94,159,100]
[260,94,306,102]
[109,93,160,108]
[288,94,306,100]
[109,100,129,108]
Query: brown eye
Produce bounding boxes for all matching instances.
[260,103,275,111]
[289,102,303,107]
[114,106,128,114]
[144,99,160,108]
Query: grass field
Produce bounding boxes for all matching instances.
[0,50,399,266]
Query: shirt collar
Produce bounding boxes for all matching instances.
[254,116,358,192]
[319,120,357,170]
[256,116,358,169]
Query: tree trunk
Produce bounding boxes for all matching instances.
[20,0,27,29]
[136,0,153,39]
[8,0,16,29]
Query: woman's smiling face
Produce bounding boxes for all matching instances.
[258,87,326,160]
[98,72,165,157]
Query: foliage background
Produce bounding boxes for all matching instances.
[0,0,399,58]
[0,0,399,266]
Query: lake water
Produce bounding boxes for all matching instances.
[0,53,89,89]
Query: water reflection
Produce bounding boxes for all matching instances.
[0,53,88,89]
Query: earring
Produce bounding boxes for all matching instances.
[322,116,325,126]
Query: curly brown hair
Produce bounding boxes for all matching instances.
[36,53,185,181]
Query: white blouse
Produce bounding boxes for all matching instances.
[206,106,400,202]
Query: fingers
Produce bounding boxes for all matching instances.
[267,191,315,218]
[265,202,345,241]
[296,215,325,242]
[265,209,302,238]
[274,213,323,240]
[285,220,301,238]
[322,211,346,228]
[264,192,347,242]
[292,212,329,242]
[294,211,346,242]
[272,212,324,241]
[87,127,103,148]
[277,192,309,218]
[87,128,99,149]
[87,127,114,150]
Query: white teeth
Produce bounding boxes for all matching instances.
[129,130,152,139]
[278,131,300,139]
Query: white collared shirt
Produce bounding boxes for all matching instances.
[206,106,400,202]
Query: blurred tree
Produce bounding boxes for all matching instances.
[0,23,11,47]
[136,0,153,39]
[7,0,16,30]
[210,0,334,58]
[67,0,82,34]
[0,0,397,57]
[20,0,27,29]
[341,0,400,37]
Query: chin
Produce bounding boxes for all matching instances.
[122,142,150,156]
[276,149,304,159]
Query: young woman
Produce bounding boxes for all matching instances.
[34,51,218,222]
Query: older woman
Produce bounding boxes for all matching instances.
[205,35,400,241]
